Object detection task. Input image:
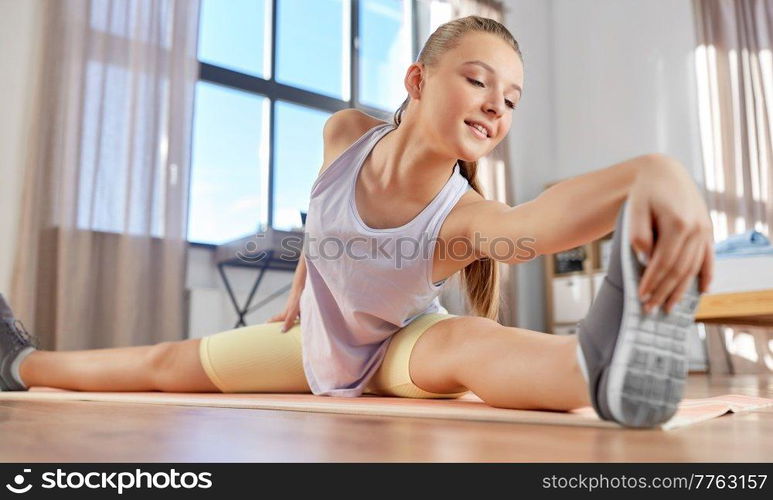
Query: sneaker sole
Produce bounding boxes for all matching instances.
[604,206,701,428]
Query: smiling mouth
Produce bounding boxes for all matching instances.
[464,121,489,140]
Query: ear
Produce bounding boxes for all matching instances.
[404,62,426,100]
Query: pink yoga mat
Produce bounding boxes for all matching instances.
[1,388,770,430]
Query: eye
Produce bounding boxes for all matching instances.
[467,78,516,110]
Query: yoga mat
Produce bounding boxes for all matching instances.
[1,389,771,430]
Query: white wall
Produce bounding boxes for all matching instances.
[504,0,703,332]
[551,0,703,182]
[505,0,556,332]
[0,0,44,296]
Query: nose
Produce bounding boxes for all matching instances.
[484,98,505,121]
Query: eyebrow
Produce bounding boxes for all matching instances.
[462,60,522,95]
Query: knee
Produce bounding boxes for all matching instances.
[146,341,178,388]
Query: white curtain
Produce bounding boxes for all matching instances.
[695,0,772,240]
[694,0,773,373]
[11,0,200,349]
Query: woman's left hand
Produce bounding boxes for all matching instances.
[626,155,714,314]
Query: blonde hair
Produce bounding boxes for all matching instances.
[392,15,522,320]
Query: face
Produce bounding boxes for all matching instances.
[406,31,524,161]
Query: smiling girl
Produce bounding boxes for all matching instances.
[1,16,711,428]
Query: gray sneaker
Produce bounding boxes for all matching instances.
[577,201,702,428]
[0,294,38,391]
[0,293,14,321]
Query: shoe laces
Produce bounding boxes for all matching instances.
[3,319,39,349]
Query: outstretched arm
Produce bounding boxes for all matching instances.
[466,154,650,263]
[466,153,713,311]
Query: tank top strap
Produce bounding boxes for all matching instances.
[422,165,471,288]
[424,163,472,237]
[342,122,395,185]
[309,122,394,199]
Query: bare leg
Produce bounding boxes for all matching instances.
[18,339,220,392]
[409,317,591,411]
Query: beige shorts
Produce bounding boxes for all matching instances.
[199,312,470,399]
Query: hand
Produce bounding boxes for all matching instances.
[267,287,303,333]
[626,156,714,314]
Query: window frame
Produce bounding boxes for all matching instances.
[190,0,419,246]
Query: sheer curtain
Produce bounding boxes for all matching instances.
[694,0,772,239]
[11,0,200,350]
[419,0,518,326]
[693,0,773,373]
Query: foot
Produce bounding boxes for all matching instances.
[577,201,702,428]
[0,294,39,391]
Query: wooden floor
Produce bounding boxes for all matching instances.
[0,374,771,462]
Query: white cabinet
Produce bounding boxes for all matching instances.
[551,275,592,323]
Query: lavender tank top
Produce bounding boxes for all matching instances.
[299,122,471,397]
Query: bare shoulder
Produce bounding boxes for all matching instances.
[325,108,385,137]
[448,188,509,233]
[435,188,492,260]
[449,189,545,265]
[442,188,512,255]
[320,109,387,175]
[428,188,511,276]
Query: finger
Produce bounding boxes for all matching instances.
[663,238,704,313]
[627,198,654,269]
[646,231,699,312]
[699,236,714,294]
[639,218,689,302]
[281,309,300,333]
[282,319,299,333]
[648,232,701,313]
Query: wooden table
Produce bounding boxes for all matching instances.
[695,289,773,374]
[696,289,773,326]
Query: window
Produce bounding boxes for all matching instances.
[359,0,413,110]
[197,0,270,79]
[272,101,330,230]
[188,82,268,244]
[188,0,417,244]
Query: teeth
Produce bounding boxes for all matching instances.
[467,122,488,137]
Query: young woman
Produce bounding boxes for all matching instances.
[1,16,712,428]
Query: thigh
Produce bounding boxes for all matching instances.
[199,321,310,393]
[365,313,471,399]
